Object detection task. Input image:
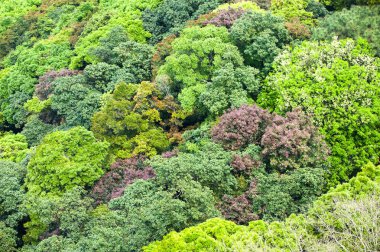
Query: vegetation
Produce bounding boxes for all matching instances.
[0,0,379,251]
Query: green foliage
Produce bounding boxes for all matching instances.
[150,141,237,197]
[158,25,249,114]
[144,163,380,251]
[200,64,259,116]
[320,0,380,10]
[25,126,109,197]
[0,0,40,35]
[230,11,291,75]
[88,27,154,85]
[21,115,55,146]
[0,161,26,228]
[252,167,326,221]
[0,221,17,252]
[0,133,29,162]
[271,0,314,25]
[312,5,380,56]
[142,0,222,44]
[70,0,160,68]
[258,38,380,186]
[110,179,219,251]
[0,33,73,126]
[92,82,179,159]
[51,74,101,128]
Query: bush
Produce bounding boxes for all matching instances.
[0,132,29,162]
[26,127,109,196]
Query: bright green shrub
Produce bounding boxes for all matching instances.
[258,38,380,186]
[271,0,314,25]
[144,218,244,252]
[0,133,29,162]
[25,126,109,196]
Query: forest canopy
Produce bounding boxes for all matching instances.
[0,0,379,251]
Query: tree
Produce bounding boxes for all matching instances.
[157,25,245,113]
[89,28,154,84]
[35,69,81,100]
[0,132,28,162]
[312,5,380,56]
[0,222,17,252]
[25,127,109,197]
[261,109,329,172]
[142,0,222,44]
[319,0,380,10]
[0,161,26,229]
[109,179,219,251]
[271,0,314,25]
[252,167,326,221]
[90,156,155,205]
[230,11,291,76]
[21,115,55,146]
[200,63,260,116]
[150,141,237,197]
[258,38,380,186]
[92,82,180,159]
[211,105,272,151]
[51,74,101,129]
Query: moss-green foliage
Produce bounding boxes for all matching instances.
[0,221,17,252]
[0,161,26,229]
[230,11,291,76]
[70,0,161,68]
[157,25,258,116]
[312,5,380,56]
[144,163,380,251]
[150,141,237,197]
[25,126,109,197]
[51,74,101,128]
[87,26,155,86]
[0,133,29,162]
[252,167,326,221]
[142,0,222,44]
[0,0,40,35]
[258,38,380,186]
[21,115,55,147]
[271,0,314,25]
[320,0,380,10]
[92,82,179,159]
[110,179,219,251]
[0,35,73,126]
